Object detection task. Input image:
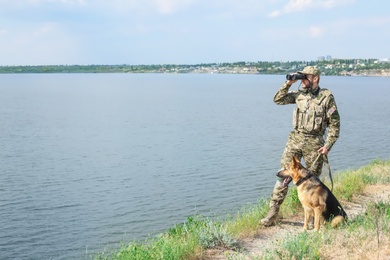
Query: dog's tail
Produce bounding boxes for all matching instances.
[331,215,346,228]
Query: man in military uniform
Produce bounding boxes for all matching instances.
[260,66,340,226]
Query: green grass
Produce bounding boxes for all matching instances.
[262,200,390,260]
[226,199,269,238]
[95,215,239,260]
[94,159,390,260]
[264,231,324,260]
[330,159,390,201]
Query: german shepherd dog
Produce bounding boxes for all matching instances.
[277,156,347,231]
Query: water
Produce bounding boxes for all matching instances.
[0,73,389,259]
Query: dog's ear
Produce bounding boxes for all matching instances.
[292,155,300,169]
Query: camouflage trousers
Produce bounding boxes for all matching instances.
[269,130,325,209]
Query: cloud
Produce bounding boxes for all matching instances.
[295,16,390,41]
[268,10,281,17]
[0,22,81,65]
[269,0,355,16]
[153,0,195,15]
[284,0,313,13]
[363,17,390,27]
[33,23,57,36]
[0,0,86,6]
[308,26,323,37]
[88,0,197,16]
[30,0,86,5]
[12,22,60,46]
[88,0,268,18]
[0,0,265,20]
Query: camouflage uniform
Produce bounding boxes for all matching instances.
[261,66,340,226]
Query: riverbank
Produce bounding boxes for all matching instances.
[1,59,389,76]
[341,69,390,77]
[204,181,390,259]
[94,159,390,259]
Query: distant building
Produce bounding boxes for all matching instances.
[318,55,332,61]
[378,58,390,63]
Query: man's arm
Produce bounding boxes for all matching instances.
[322,94,340,153]
[273,81,297,105]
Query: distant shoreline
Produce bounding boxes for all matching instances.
[1,59,390,76]
[0,70,389,77]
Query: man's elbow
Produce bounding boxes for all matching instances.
[273,96,281,104]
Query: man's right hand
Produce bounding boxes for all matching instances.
[286,79,298,85]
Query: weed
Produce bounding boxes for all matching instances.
[266,231,323,260]
[197,219,237,249]
[227,199,269,237]
[280,187,301,216]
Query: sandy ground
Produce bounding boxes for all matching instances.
[202,183,390,259]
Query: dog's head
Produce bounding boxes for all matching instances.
[276,156,309,187]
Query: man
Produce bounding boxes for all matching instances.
[260,66,340,226]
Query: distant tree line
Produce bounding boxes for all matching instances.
[0,59,389,75]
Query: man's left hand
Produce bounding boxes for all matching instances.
[317,147,329,155]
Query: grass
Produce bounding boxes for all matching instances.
[94,159,390,260]
[262,200,390,260]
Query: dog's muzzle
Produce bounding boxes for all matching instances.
[282,177,292,187]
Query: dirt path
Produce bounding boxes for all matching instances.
[203,183,390,259]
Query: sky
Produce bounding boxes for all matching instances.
[0,0,389,66]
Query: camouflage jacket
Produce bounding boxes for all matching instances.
[273,81,340,151]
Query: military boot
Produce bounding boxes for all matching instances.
[260,205,280,226]
[260,179,288,226]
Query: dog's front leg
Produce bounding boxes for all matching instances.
[313,206,325,231]
[303,208,312,230]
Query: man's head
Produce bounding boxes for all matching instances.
[297,66,320,89]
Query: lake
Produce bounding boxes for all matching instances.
[0,73,389,259]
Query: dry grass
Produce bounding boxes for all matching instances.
[320,225,390,259]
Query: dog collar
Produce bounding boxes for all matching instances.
[295,173,314,186]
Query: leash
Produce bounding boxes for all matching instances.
[311,153,333,191]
